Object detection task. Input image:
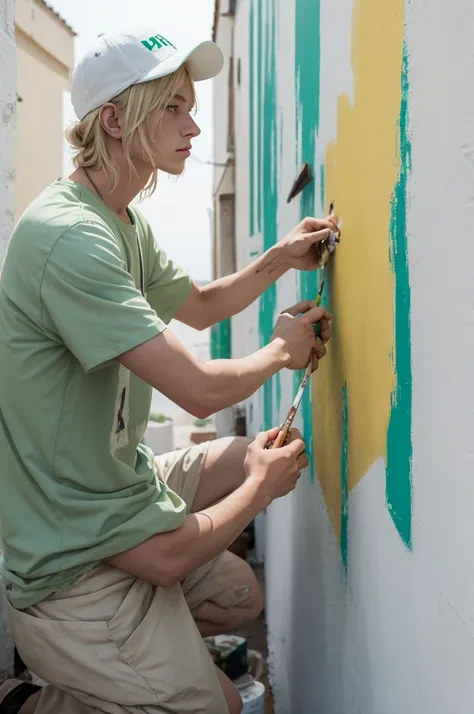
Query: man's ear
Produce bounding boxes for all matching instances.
[99,103,123,139]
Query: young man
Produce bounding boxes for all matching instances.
[0,28,338,714]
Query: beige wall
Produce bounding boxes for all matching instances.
[15,0,74,219]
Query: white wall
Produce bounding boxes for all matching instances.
[226,0,474,712]
[0,0,15,260]
[0,0,16,680]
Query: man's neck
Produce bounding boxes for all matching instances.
[69,148,153,222]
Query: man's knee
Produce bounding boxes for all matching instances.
[192,436,253,513]
[187,552,265,630]
[242,568,265,623]
[216,555,265,628]
[207,436,253,470]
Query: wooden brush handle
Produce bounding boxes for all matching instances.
[270,427,290,449]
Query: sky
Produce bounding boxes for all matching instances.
[50,0,216,282]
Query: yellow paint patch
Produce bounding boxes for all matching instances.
[314,0,405,537]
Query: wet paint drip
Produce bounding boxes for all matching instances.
[386,44,413,550]
[319,164,326,213]
[341,383,349,572]
[295,0,322,479]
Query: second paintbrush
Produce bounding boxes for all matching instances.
[269,204,339,449]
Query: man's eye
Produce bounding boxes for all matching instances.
[167,105,178,113]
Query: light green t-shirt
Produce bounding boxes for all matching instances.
[0,179,193,609]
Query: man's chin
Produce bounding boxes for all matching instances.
[158,160,186,176]
[167,166,185,176]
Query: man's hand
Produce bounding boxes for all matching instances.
[107,427,309,588]
[245,428,308,503]
[279,215,340,271]
[271,301,332,370]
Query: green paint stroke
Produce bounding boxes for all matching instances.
[248,0,280,429]
[295,0,322,478]
[341,383,349,572]
[386,45,413,549]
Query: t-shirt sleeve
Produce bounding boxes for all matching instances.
[143,222,192,323]
[40,221,165,373]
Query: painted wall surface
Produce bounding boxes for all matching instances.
[15,0,74,220]
[0,0,16,680]
[223,0,474,711]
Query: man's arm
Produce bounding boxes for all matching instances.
[175,216,338,330]
[175,244,289,330]
[108,476,269,587]
[107,428,308,587]
[118,305,330,419]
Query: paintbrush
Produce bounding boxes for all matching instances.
[268,202,338,450]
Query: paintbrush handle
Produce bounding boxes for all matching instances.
[269,362,312,449]
[270,424,293,449]
[269,204,336,451]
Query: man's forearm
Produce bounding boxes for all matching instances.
[200,337,290,416]
[163,478,268,581]
[199,244,289,327]
[118,330,291,420]
[107,478,269,587]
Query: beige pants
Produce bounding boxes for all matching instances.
[8,443,234,714]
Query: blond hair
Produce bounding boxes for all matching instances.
[66,65,196,198]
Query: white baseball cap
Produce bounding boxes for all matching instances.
[71,28,224,120]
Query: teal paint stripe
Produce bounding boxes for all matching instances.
[259,0,279,429]
[319,163,325,212]
[386,44,413,549]
[295,0,322,478]
[210,319,232,360]
[341,383,349,572]
[295,0,321,165]
[249,1,255,236]
[257,0,264,234]
[247,0,279,431]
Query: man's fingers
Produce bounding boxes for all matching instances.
[255,427,280,448]
[297,452,309,470]
[284,437,306,459]
[302,306,333,324]
[280,300,316,317]
[311,352,319,373]
[305,228,330,245]
[318,317,331,344]
[286,428,303,443]
[302,215,339,231]
[319,322,331,344]
[313,338,326,360]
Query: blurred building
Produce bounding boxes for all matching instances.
[211,0,238,438]
[15,0,75,219]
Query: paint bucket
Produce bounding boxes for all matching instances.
[240,681,266,714]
